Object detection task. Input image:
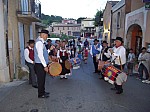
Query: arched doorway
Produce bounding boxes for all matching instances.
[126,24,143,56]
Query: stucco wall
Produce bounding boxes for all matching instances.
[145,11,150,44]
[131,0,144,12]
[111,5,126,40]
[124,7,149,48]
[8,0,20,78]
[103,2,112,44]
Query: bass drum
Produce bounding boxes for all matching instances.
[48,62,62,76]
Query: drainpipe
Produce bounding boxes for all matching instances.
[12,30,16,79]
[110,10,113,46]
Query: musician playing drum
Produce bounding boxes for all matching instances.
[99,41,110,79]
[109,37,126,94]
[57,40,71,79]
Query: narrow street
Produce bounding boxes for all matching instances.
[0,57,150,112]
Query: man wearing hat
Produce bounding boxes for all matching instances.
[99,41,110,79]
[109,37,126,94]
[24,40,37,88]
[90,39,102,73]
[34,29,50,98]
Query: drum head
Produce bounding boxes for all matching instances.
[65,60,72,70]
[48,62,62,76]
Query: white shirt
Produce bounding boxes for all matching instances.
[128,53,135,62]
[24,46,34,64]
[111,46,126,65]
[35,37,47,67]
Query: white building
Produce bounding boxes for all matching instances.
[81,18,96,38]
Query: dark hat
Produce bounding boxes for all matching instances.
[102,40,108,44]
[47,39,52,42]
[93,39,99,42]
[27,40,35,44]
[141,47,146,51]
[115,37,123,43]
[38,29,50,36]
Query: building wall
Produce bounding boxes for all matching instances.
[131,0,144,12]
[145,11,150,45]
[8,0,34,79]
[124,7,148,48]
[53,25,81,36]
[111,5,126,40]
[103,2,112,44]
[8,0,20,78]
[0,0,10,82]
[81,19,95,29]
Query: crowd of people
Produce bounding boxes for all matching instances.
[24,29,150,98]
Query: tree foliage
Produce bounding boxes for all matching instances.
[77,17,87,24]
[94,10,103,26]
[41,13,63,25]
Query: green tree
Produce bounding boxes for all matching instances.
[77,17,87,24]
[41,13,63,25]
[94,10,103,26]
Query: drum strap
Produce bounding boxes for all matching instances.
[119,56,123,71]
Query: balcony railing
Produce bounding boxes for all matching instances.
[17,0,41,21]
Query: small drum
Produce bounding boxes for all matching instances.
[70,58,81,66]
[98,61,110,71]
[65,60,72,70]
[48,62,62,76]
[103,66,127,85]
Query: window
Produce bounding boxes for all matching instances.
[117,12,121,29]
[68,27,69,30]
[63,27,65,30]
[68,31,71,36]
[58,27,59,30]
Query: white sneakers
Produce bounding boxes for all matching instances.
[142,80,150,84]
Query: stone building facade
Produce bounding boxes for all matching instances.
[124,0,150,55]
[103,1,119,45]
[0,0,44,82]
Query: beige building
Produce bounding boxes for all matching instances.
[111,0,131,43]
[52,23,81,37]
[124,0,150,55]
[0,0,44,82]
[103,1,119,45]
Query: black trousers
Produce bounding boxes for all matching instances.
[114,64,125,92]
[93,56,98,72]
[34,63,46,96]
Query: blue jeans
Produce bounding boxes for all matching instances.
[138,63,149,80]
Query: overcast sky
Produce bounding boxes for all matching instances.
[40,0,109,19]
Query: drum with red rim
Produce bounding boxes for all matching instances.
[48,62,62,76]
[103,65,127,85]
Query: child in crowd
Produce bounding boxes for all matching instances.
[127,48,135,76]
[83,47,88,64]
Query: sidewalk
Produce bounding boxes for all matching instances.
[0,79,26,102]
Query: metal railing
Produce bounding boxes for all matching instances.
[17,0,41,19]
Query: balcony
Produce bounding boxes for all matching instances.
[17,0,41,23]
